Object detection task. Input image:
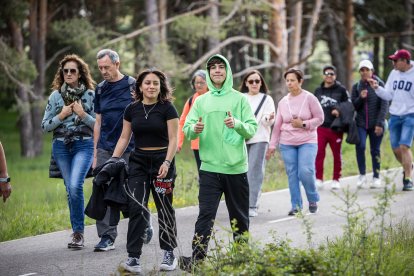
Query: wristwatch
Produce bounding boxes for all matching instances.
[0,176,10,183]
[302,123,306,128]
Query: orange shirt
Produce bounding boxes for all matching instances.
[178,92,202,150]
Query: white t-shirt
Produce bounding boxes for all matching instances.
[376,61,414,116]
[244,93,276,144]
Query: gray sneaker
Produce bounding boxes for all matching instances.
[121,257,141,273]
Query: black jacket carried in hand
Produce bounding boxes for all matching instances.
[314,80,350,129]
[85,157,129,225]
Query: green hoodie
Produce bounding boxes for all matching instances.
[183,54,257,174]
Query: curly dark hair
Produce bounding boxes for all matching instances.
[51,54,96,91]
[134,68,174,102]
[239,70,269,94]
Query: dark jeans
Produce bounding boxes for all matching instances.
[192,171,249,260]
[356,127,383,178]
[126,149,177,258]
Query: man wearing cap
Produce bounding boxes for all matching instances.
[351,60,388,189]
[368,49,414,191]
[314,65,350,190]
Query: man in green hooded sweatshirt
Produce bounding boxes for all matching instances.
[179,54,258,271]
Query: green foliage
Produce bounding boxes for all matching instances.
[192,183,414,275]
[50,18,106,54]
[0,40,37,110]
[0,1,28,26]
[170,15,211,49]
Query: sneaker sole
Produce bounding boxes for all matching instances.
[160,257,178,271]
[120,263,141,273]
[94,245,115,252]
[68,244,84,249]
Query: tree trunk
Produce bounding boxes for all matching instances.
[373,37,380,78]
[8,19,36,157]
[402,0,412,47]
[145,0,160,48]
[269,0,288,104]
[158,0,167,42]
[29,0,47,156]
[208,0,220,50]
[289,1,302,66]
[344,0,354,91]
[326,12,346,84]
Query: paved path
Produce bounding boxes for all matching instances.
[1,168,413,276]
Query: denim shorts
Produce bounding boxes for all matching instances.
[388,114,414,149]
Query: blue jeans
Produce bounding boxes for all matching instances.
[356,127,383,178]
[53,139,93,233]
[388,114,414,149]
[279,143,319,210]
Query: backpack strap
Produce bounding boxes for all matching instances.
[127,76,136,94]
[188,95,194,107]
[254,94,267,117]
[97,80,106,95]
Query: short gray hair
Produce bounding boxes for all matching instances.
[96,49,120,64]
[190,69,207,90]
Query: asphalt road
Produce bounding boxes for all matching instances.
[1,168,413,276]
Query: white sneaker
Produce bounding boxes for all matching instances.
[357,175,367,188]
[315,179,324,189]
[331,180,340,190]
[249,208,258,217]
[370,177,382,189]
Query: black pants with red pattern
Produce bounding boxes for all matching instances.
[192,171,249,260]
[126,148,177,258]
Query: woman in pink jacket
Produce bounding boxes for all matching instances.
[266,68,324,216]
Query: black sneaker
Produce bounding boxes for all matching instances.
[121,257,141,273]
[160,250,178,271]
[309,202,318,213]
[94,236,115,252]
[288,209,299,216]
[178,256,194,273]
[68,232,84,249]
[142,224,153,244]
[403,179,414,191]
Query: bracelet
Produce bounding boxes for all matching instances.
[163,160,171,168]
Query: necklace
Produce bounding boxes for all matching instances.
[142,102,158,119]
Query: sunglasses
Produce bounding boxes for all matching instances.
[62,68,78,75]
[324,72,335,76]
[247,79,261,84]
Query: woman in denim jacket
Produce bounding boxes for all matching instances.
[41,54,96,249]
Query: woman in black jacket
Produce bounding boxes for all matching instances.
[351,60,389,188]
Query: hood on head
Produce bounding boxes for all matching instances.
[205,54,233,95]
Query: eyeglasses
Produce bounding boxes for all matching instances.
[247,79,261,84]
[63,68,78,75]
[195,81,206,86]
[324,72,335,76]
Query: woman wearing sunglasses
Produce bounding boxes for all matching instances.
[41,54,96,249]
[239,70,275,217]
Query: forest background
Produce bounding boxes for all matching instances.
[0,0,413,241]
